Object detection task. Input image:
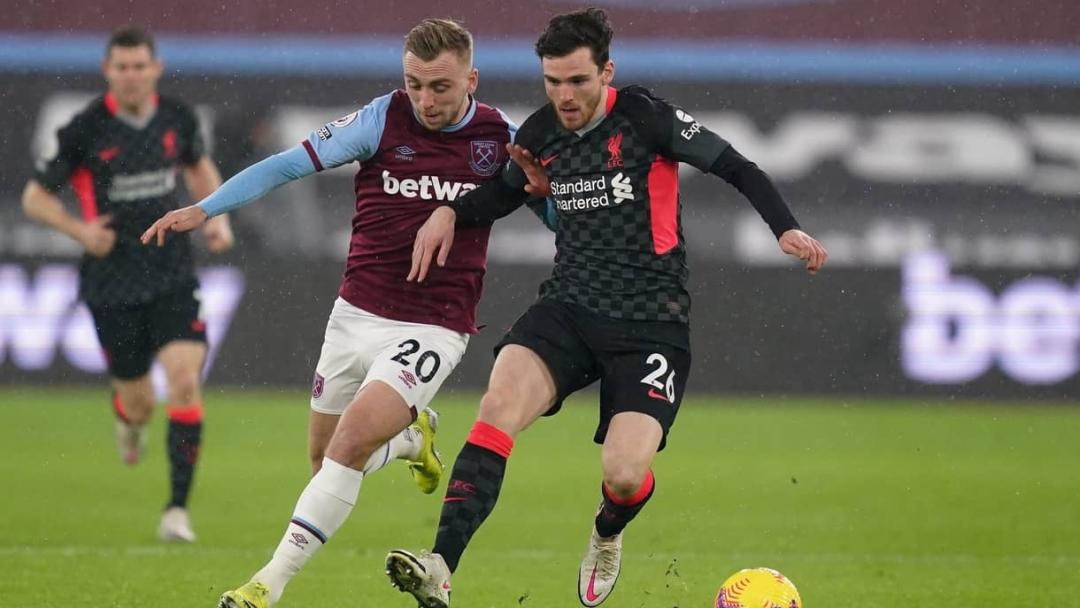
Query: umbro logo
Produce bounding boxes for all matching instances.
[289,532,309,549]
[394,145,416,161]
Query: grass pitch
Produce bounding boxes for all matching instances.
[1,388,1077,607]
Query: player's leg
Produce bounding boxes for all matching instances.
[219,303,365,608]
[432,345,558,565]
[386,345,557,608]
[388,301,597,607]
[578,323,691,606]
[226,306,468,608]
[148,282,210,542]
[229,384,415,607]
[310,388,438,481]
[89,301,155,465]
[307,410,339,475]
[110,375,155,464]
[578,413,661,606]
[155,339,207,542]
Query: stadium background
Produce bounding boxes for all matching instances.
[2,0,1079,398]
[1,2,1078,607]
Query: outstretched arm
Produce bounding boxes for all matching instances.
[182,156,234,253]
[141,146,314,246]
[709,146,827,274]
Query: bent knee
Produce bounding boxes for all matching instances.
[603,467,650,500]
[168,372,201,405]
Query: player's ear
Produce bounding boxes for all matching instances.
[600,60,614,86]
[467,67,479,95]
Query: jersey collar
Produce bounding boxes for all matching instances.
[104,92,160,129]
[574,86,618,137]
[415,95,478,134]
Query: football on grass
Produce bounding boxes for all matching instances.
[715,567,802,608]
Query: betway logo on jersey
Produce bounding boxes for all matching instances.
[381,171,479,201]
[551,173,634,212]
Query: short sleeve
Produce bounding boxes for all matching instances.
[33,119,86,193]
[179,105,206,165]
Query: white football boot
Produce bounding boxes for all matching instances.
[578,526,623,606]
[158,506,197,542]
[385,549,452,608]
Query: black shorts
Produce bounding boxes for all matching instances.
[495,299,691,451]
[88,283,207,380]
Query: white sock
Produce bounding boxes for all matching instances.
[252,457,363,605]
[362,425,422,474]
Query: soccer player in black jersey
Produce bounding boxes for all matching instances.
[21,27,234,542]
[386,8,827,608]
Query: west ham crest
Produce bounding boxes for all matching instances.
[311,372,325,398]
[469,140,499,176]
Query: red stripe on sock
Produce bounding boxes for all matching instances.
[603,470,655,506]
[167,403,204,425]
[466,421,513,458]
[112,392,130,423]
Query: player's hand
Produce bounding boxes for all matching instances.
[408,206,456,283]
[202,214,235,254]
[506,143,551,197]
[79,214,116,258]
[141,205,209,247]
[779,229,828,274]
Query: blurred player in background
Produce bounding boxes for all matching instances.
[21,26,234,543]
[387,8,827,608]
[141,18,539,608]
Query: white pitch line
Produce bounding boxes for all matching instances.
[0,545,1076,565]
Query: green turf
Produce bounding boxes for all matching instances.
[1,388,1077,607]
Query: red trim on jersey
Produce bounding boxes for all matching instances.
[69,165,98,220]
[466,421,514,459]
[104,92,159,115]
[647,155,680,254]
[605,86,618,114]
[603,469,655,506]
[302,139,324,171]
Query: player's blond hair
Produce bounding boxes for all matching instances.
[404,19,473,66]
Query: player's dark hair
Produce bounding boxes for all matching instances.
[535,7,613,67]
[404,19,473,65]
[106,26,156,58]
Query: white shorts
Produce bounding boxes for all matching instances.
[309,298,469,416]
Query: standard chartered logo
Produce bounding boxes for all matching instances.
[551,172,634,212]
[381,170,478,201]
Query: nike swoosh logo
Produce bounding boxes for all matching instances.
[540,154,559,167]
[585,565,602,602]
[647,388,670,402]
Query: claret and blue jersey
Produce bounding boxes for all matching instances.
[198,90,518,334]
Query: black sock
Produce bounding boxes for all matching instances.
[166,418,202,508]
[432,430,511,573]
[595,471,655,538]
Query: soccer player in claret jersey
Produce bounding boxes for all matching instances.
[140,19,537,608]
[386,8,827,608]
[21,27,234,542]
